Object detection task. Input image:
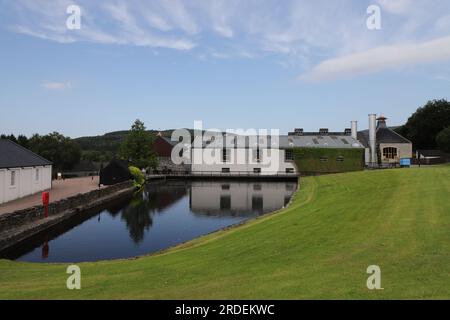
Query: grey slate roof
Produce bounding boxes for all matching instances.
[279,135,362,148]
[0,139,52,169]
[192,134,363,149]
[357,125,411,148]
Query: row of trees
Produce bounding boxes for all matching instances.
[1,119,158,172]
[0,132,81,171]
[396,99,450,153]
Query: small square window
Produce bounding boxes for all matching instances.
[222,168,230,173]
[253,168,261,174]
[286,168,295,174]
[285,150,294,161]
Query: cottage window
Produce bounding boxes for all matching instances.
[383,147,398,159]
[222,149,230,163]
[285,150,294,161]
[10,171,16,186]
[255,148,262,162]
[36,168,40,181]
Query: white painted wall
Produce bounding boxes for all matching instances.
[191,148,297,174]
[0,165,52,205]
[0,169,5,204]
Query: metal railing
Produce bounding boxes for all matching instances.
[149,171,300,178]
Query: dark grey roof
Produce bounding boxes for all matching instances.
[357,130,370,148]
[192,134,363,149]
[357,126,411,148]
[377,127,411,144]
[0,139,52,169]
[161,136,178,146]
[417,150,443,157]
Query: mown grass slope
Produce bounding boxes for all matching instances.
[0,165,449,299]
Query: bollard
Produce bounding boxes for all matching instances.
[42,192,50,218]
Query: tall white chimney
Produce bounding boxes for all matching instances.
[369,114,377,165]
[351,121,358,140]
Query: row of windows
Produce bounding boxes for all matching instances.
[221,149,350,163]
[8,169,40,187]
[221,149,296,163]
[319,156,345,163]
[221,168,295,174]
[221,183,295,192]
[219,195,291,211]
[222,149,263,163]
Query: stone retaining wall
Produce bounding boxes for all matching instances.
[0,181,134,233]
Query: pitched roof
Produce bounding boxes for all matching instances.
[357,127,411,148]
[192,134,363,149]
[161,136,178,146]
[0,139,52,169]
[376,127,411,144]
[280,135,363,148]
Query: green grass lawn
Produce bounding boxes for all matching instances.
[0,165,449,299]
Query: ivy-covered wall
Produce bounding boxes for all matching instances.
[291,148,364,174]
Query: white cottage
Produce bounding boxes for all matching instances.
[0,140,52,204]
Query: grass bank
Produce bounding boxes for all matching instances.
[0,165,449,299]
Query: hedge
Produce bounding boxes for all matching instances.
[291,148,364,174]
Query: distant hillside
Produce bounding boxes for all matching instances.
[74,130,174,154]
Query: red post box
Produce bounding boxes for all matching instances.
[42,192,50,206]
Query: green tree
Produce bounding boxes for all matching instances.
[436,127,450,153]
[129,166,145,188]
[396,99,450,150]
[119,119,157,169]
[81,150,113,163]
[28,132,81,171]
[0,134,17,143]
[17,135,29,148]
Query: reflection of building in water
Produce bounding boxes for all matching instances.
[190,181,297,217]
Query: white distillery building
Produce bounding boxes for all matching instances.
[0,140,52,205]
[190,134,298,175]
[188,129,363,175]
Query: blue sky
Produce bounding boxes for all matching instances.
[1,0,450,138]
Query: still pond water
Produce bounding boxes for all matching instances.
[1,180,297,263]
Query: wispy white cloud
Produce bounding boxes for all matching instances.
[8,0,196,50]
[300,36,450,82]
[42,81,72,90]
[376,0,413,14]
[4,0,450,80]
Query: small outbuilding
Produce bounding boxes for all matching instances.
[99,159,132,186]
[357,115,413,167]
[0,139,52,204]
